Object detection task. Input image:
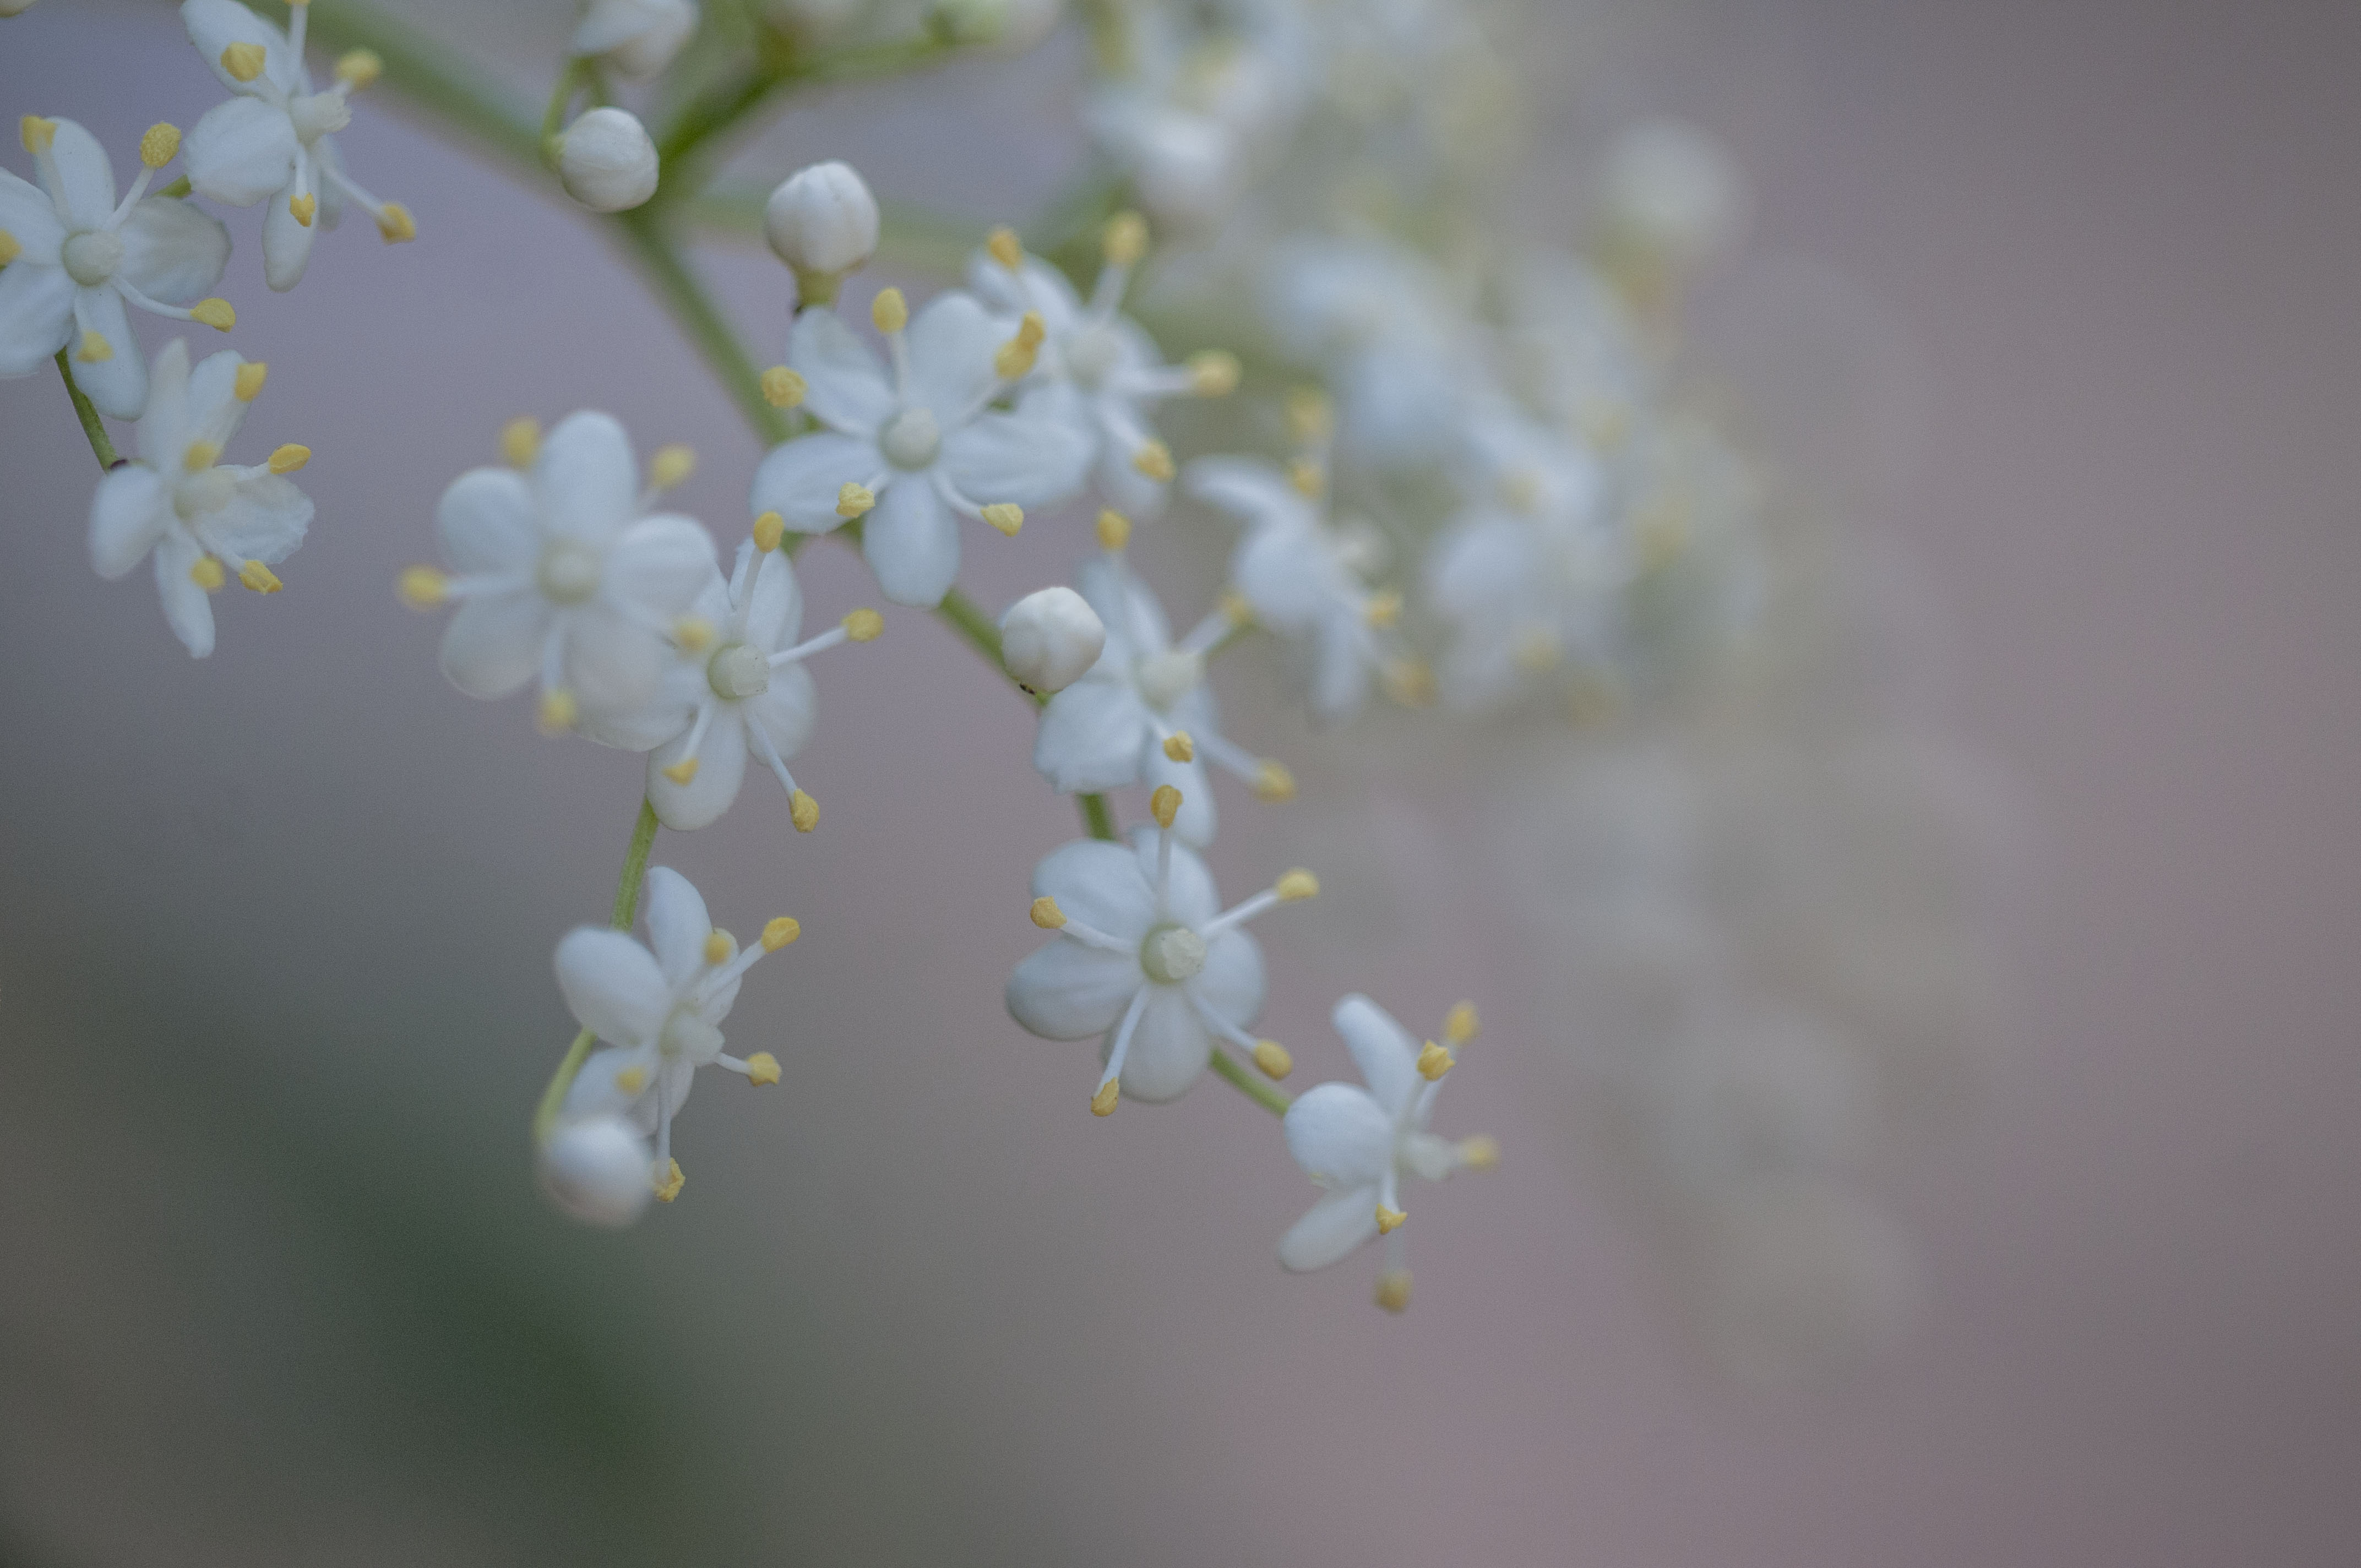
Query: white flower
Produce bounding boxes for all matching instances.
[1277,994,1494,1310]
[763,161,878,301]
[999,584,1103,696]
[0,116,232,420]
[581,532,879,832]
[539,1113,655,1227]
[748,287,1089,607]
[411,411,719,731]
[1032,535,1288,846]
[1006,788,1313,1110]
[556,865,797,1205]
[555,107,659,214]
[181,0,414,292]
[1261,238,1483,466]
[88,337,311,657]
[572,0,698,80]
[967,216,1233,518]
[1598,117,1747,279]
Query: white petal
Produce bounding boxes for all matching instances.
[182,95,296,207]
[606,514,719,618]
[1331,992,1422,1114]
[938,406,1091,508]
[748,431,882,535]
[559,1045,656,1122]
[0,169,67,263]
[152,530,215,657]
[1187,928,1264,1033]
[742,548,803,649]
[43,119,116,232]
[639,864,712,988]
[0,258,75,376]
[437,467,538,573]
[536,410,640,543]
[134,337,192,464]
[208,473,312,562]
[1094,433,1167,519]
[786,306,893,435]
[742,665,815,759]
[184,349,252,448]
[1031,837,1155,937]
[554,927,671,1048]
[1128,828,1221,928]
[260,164,317,292]
[89,465,166,579]
[1186,456,1315,533]
[1277,1183,1383,1272]
[438,589,546,699]
[902,291,1002,425]
[1307,613,1373,726]
[1033,676,1149,793]
[72,286,146,420]
[1283,1081,1396,1187]
[861,476,960,607]
[1074,555,1171,657]
[1115,985,1214,1102]
[1231,524,1337,632]
[182,0,301,95]
[649,708,748,831]
[1006,940,1144,1041]
[1425,513,1535,620]
[561,602,666,714]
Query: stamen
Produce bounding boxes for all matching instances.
[790,790,818,832]
[0,232,18,266]
[140,123,181,170]
[1443,1003,1479,1047]
[182,440,219,472]
[537,688,578,734]
[1162,731,1194,763]
[501,417,540,467]
[75,331,112,363]
[674,616,715,652]
[20,116,57,154]
[290,192,316,227]
[752,511,785,552]
[1284,386,1334,445]
[396,566,448,608]
[234,362,268,401]
[662,758,700,785]
[761,366,807,408]
[1095,988,1150,1115]
[1374,1271,1413,1314]
[1096,509,1131,552]
[189,557,225,591]
[1187,350,1239,396]
[871,287,908,335]
[335,49,383,89]
[654,1158,685,1202]
[1253,761,1296,803]
[836,481,875,519]
[1132,440,1176,482]
[994,311,1046,379]
[1288,458,1324,498]
[1149,784,1182,829]
[743,1051,781,1086]
[374,203,416,243]
[980,503,1023,537]
[220,43,267,82]
[189,297,235,331]
[703,930,732,966]
[1417,1041,1454,1081]
[761,917,800,950]
[650,443,695,489]
[616,1065,648,1096]
[1091,1080,1120,1117]
[1363,590,1402,630]
[1030,896,1066,930]
[237,560,282,593]
[1275,869,1319,902]
[267,443,310,474]
[1102,210,1148,267]
[1252,1039,1293,1079]
[842,608,883,641]
[1375,1205,1407,1235]
[1458,1135,1500,1171]
[986,226,1023,271]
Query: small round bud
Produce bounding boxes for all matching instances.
[999,586,1105,695]
[557,107,660,213]
[572,0,698,81]
[541,1115,654,1227]
[764,161,879,299]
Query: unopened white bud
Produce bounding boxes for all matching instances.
[765,161,879,303]
[572,0,699,79]
[540,1115,655,1227]
[1600,117,1746,273]
[999,585,1105,695]
[556,107,660,213]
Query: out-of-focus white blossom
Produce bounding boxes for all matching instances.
[539,1113,656,1227]
[1598,117,1747,282]
[999,584,1104,696]
[572,0,698,80]
[555,107,660,213]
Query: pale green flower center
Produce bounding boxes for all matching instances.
[1139,922,1207,984]
[880,406,941,470]
[537,540,602,605]
[707,643,769,700]
[61,230,121,287]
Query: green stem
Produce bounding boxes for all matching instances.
[55,350,117,470]
[534,798,661,1145]
[1080,793,1117,841]
[303,1,545,176]
[1209,1047,1292,1118]
[156,173,192,200]
[610,208,792,446]
[539,56,587,159]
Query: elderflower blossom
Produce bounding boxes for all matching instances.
[180,0,414,292]
[1007,787,1314,1111]
[1278,994,1495,1310]
[88,338,312,656]
[556,865,799,1205]
[0,116,231,419]
[571,0,699,81]
[748,286,1089,607]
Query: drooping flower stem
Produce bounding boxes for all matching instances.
[55,349,118,471]
[1209,1046,1292,1117]
[1081,793,1118,842]
[534,797,661,1145]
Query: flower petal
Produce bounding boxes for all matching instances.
[1188,928,1264,1034]
[787,306,894,436]
[1185,456,1315,534]
[71,286,146,420]
[903,291,1002,425]
[208,473,312,563]
[1331,992,1422,1115]
[117,196,231,309]
[748,431,881,535]
[554,927,671,1048]
[1115,985,1214,1103]
[1033,675,1149,793]
[152,530,215,657]
[437,467,538,573]
[742,547,803,649]
[649,707,749,831]
[562,602,666,714]
[182,94,296,207]
[134,337,192,464]
[260,160,317,292]
[1277,1182,1383,1272]
[184,348,252,449]
[1074,554,1171,657]
[1006,939,1144,1041]
[742,665,815,760]
[0,257,75,376]
[1283,1081,1396,1188]
[89,464,167,579]
[859,475,959,607]
[0,168,67,263]
[1031,837,1155,937]
[639,865,713,988]
[606,514,720,618]
[938,403,1091,509]
[438,589,546,699]
[42,119,116,232]
[182,0,301,96]
[1127,827,1221,928]
[536,410,640,543]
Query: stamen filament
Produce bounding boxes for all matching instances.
[769,625,849,666]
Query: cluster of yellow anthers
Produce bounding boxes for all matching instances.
[190,361,308,595]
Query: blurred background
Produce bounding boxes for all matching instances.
[2,1,2357,1564]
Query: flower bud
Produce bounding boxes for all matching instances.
[764,161,879,304]
[556,107,660,213]
[572,0,699,80]
[540,1114,655,1227]
[999,585,1105,695]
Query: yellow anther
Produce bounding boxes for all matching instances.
[673,616,715,652]
[842,608,883,642]
[75,330,112,363]
[267,443,310,475]
[744,1051,781,1086]
[1283,386,1333,445]
[761,916,801,951]
[0,230,18,266]
[397,565,448,609]
[237,560,282,594]
[220,42,267,81]
[662,758,701,786]
[189,557,225,591]
[760,366,806,408]
[1103,210,1149,266]
[1095,509,1131,551]
[835,482,875,519]
[790,790,819,832]
[1091,1079,1120,1117]
[1443,1001,1479,1047]
[335,48,383,89]
[20,117,57,154]
[1149,784,1182,829]
[981,502,1024,537]
[986,226,1024,271]
[615,1065,648,1096]
[1382,658,1436,707]
[703,929,733,965]
[1029,895,1067,930]
[994,337,1038,380]
[233,361,268,401]
[1458,1134,1500,1171]
[289,191,316,227]
[1133,440,1175,482]
[1417,1041,1455,1081]
[537,688,578,734]
[752,511,785,552]
[871,286,908,335]
[1252,760,1296,804]
[1220,588,1253,626]
[1162,731,1194,763]
[375,202,417,243]
[650,443,695,489]
[1187,349,1240,396]
[1274,868,1319,903]
[1512,629,1560,673]
[1252,1039,1293,1079]
[182,440,220,472]
[1014,310,1047,348]
[653,1158,685,1202]
[1287,457,1324,498]
[189,297,236,331]
[1363,589,1402,630]
[501,416,540,467]
[1374,1270,1412,1314]
[140,123,181,170]
[1375,1205,1407,1235]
